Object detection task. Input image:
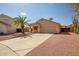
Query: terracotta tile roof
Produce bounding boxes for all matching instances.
[30,18,62,28]
[36,18,61,26]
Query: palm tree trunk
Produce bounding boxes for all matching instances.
[21,25,25,34]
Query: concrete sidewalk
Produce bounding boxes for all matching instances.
[0,33,52,56]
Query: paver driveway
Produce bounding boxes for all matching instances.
[26,32,79,56]
[0,33,52,56]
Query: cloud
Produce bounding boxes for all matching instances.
[20,12,27,16]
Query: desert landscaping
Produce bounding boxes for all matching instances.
[0,3,79,56]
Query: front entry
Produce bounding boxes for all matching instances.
[33,26,39,32]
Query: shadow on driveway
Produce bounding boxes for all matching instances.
[0,32,33,41]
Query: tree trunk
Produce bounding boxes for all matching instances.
[21,25,25,34]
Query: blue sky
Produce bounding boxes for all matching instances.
[0,3,75,25]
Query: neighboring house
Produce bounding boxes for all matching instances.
[0,14,16,34]
[30,18,61,33]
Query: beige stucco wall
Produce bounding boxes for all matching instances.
[0,23,7,33]
[37,20,61,33]
[0,23,16,34]
[0,16,16,34]
[6,26,16,34]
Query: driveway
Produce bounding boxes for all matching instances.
[26,32,79,56]
[0,33,52,56]
[0,32,31,41]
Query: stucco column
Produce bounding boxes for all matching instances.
[38,25,41,33]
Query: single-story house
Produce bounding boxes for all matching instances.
[0,14,70,34]
[30,18,61,33]
[0,14,16,34]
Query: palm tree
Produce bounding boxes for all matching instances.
[13,16,29,34]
